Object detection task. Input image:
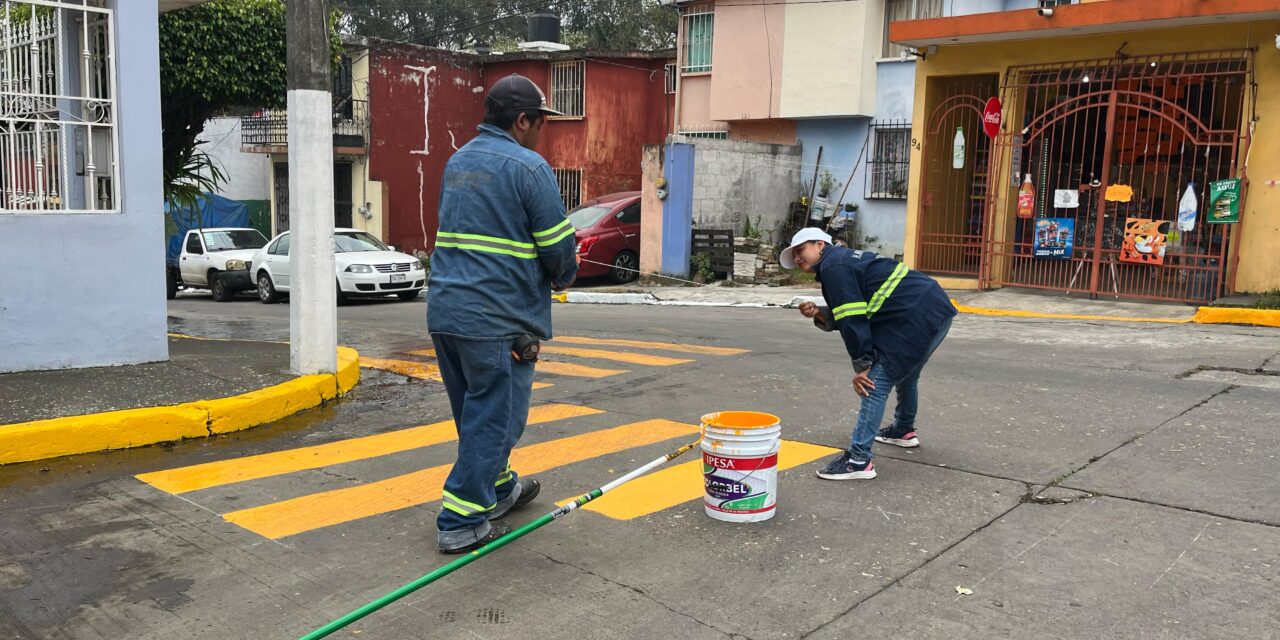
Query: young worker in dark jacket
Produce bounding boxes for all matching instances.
[778,228,956,480]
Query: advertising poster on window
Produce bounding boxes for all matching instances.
[1120,218,1170,266]
[1033,218,1074,259]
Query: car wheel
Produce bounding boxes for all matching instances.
[210,272,234,302]
[258,272,281,304]
[397,291,420,302]
[166,268,178,300]
[610,251,639,284]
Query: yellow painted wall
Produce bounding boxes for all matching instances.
[350,53,385,242]
[778,0,880,118]
[903,22,1280,293]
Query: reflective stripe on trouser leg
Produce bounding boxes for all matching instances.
[435,335,534,534]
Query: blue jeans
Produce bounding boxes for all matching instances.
[432,334,535,541]
[848,318,952,462]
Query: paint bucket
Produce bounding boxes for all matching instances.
[700,411,782,523]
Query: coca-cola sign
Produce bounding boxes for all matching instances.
[983,97,1002,139]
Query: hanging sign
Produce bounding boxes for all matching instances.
[1033,218,1075,260]
[1053,189,1080,209]
[983,97,1003,139]
[1105,184,1134,203]
[1208,178,1241,223]
[1009,135,1024,188]
[1120,218,1170,266]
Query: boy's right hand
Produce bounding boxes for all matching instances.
[799,301,829,330]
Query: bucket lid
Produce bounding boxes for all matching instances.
[701,411,780,430]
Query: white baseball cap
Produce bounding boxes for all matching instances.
[779,227,833,269]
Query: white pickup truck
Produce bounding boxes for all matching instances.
[167,227,269,301]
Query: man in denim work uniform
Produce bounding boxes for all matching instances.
[428,74,579,553]
[779,228,955,481]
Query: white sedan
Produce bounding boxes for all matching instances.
[250,228,427,304]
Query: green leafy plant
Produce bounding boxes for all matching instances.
[690,252,715,283]
[1254,289,1280,310]
[818,171,837,198]
[160,0,342,211]
[742,215,763,240]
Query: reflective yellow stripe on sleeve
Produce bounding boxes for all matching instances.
[533,218,575,247]
[867,263,909,317]
[832,301,868,322]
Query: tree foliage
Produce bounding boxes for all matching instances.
[333,0,676,52]
[159,0,339,210]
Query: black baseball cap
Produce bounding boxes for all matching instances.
[486,74,564,116]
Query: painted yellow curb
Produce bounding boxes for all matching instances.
[952,299,1280,328]
[1191,307,1280,328]
[951,300,1191,324]
[0,346,360,465]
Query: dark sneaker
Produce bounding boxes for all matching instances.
[816,452,877,481]
[439,521,512,555]
[489,478,541,521]
[875,425,920,448]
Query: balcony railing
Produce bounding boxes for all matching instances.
[241,99,367,150]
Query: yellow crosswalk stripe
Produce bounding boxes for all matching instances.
[412,346,689,367]
[360,356,441,380]
[533,360,628,378]
[538,345,692,366]
[136,404,601,494]
[363,355,552,388]
[562,440,837,520]
[556,335,750,356]
[222,419,698,539]
[408,350,627,379]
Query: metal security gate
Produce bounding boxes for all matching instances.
[984,51,1251,302]
[915,75,999,276]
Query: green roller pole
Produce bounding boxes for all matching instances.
[299,439,700,640]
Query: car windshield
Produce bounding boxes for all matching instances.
[333,231,389,253]
[568,205,611,230]
[203,230,267,251]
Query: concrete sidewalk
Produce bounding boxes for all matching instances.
[563,283,1280,326]
[0,335,360,465]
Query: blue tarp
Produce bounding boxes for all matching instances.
[164,193,250,265]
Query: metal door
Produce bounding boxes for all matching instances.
[987,51,1250,302]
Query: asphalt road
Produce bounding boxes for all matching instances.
[2,292,1279,640]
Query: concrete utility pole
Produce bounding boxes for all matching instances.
[286,0,338,374]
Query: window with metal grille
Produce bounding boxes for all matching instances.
[1039,0,1073,7]
[549,60,584,118]
[1,0,118,213]
[682,10,713,73]
[865,122,912,200]
[664,63,677,94]
[553,168,583,210]
[882,0,944,58]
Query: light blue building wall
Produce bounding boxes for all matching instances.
[0,0,167,372]
[793,52,918,257]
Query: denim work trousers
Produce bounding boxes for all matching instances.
[432,333,535,545]
[847,318,952,462]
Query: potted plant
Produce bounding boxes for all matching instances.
[810,171,837,223]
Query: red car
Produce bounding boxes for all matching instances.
[569,191,642,284]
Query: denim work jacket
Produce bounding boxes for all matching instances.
[813,245,957,381]
[427,124,578,340]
